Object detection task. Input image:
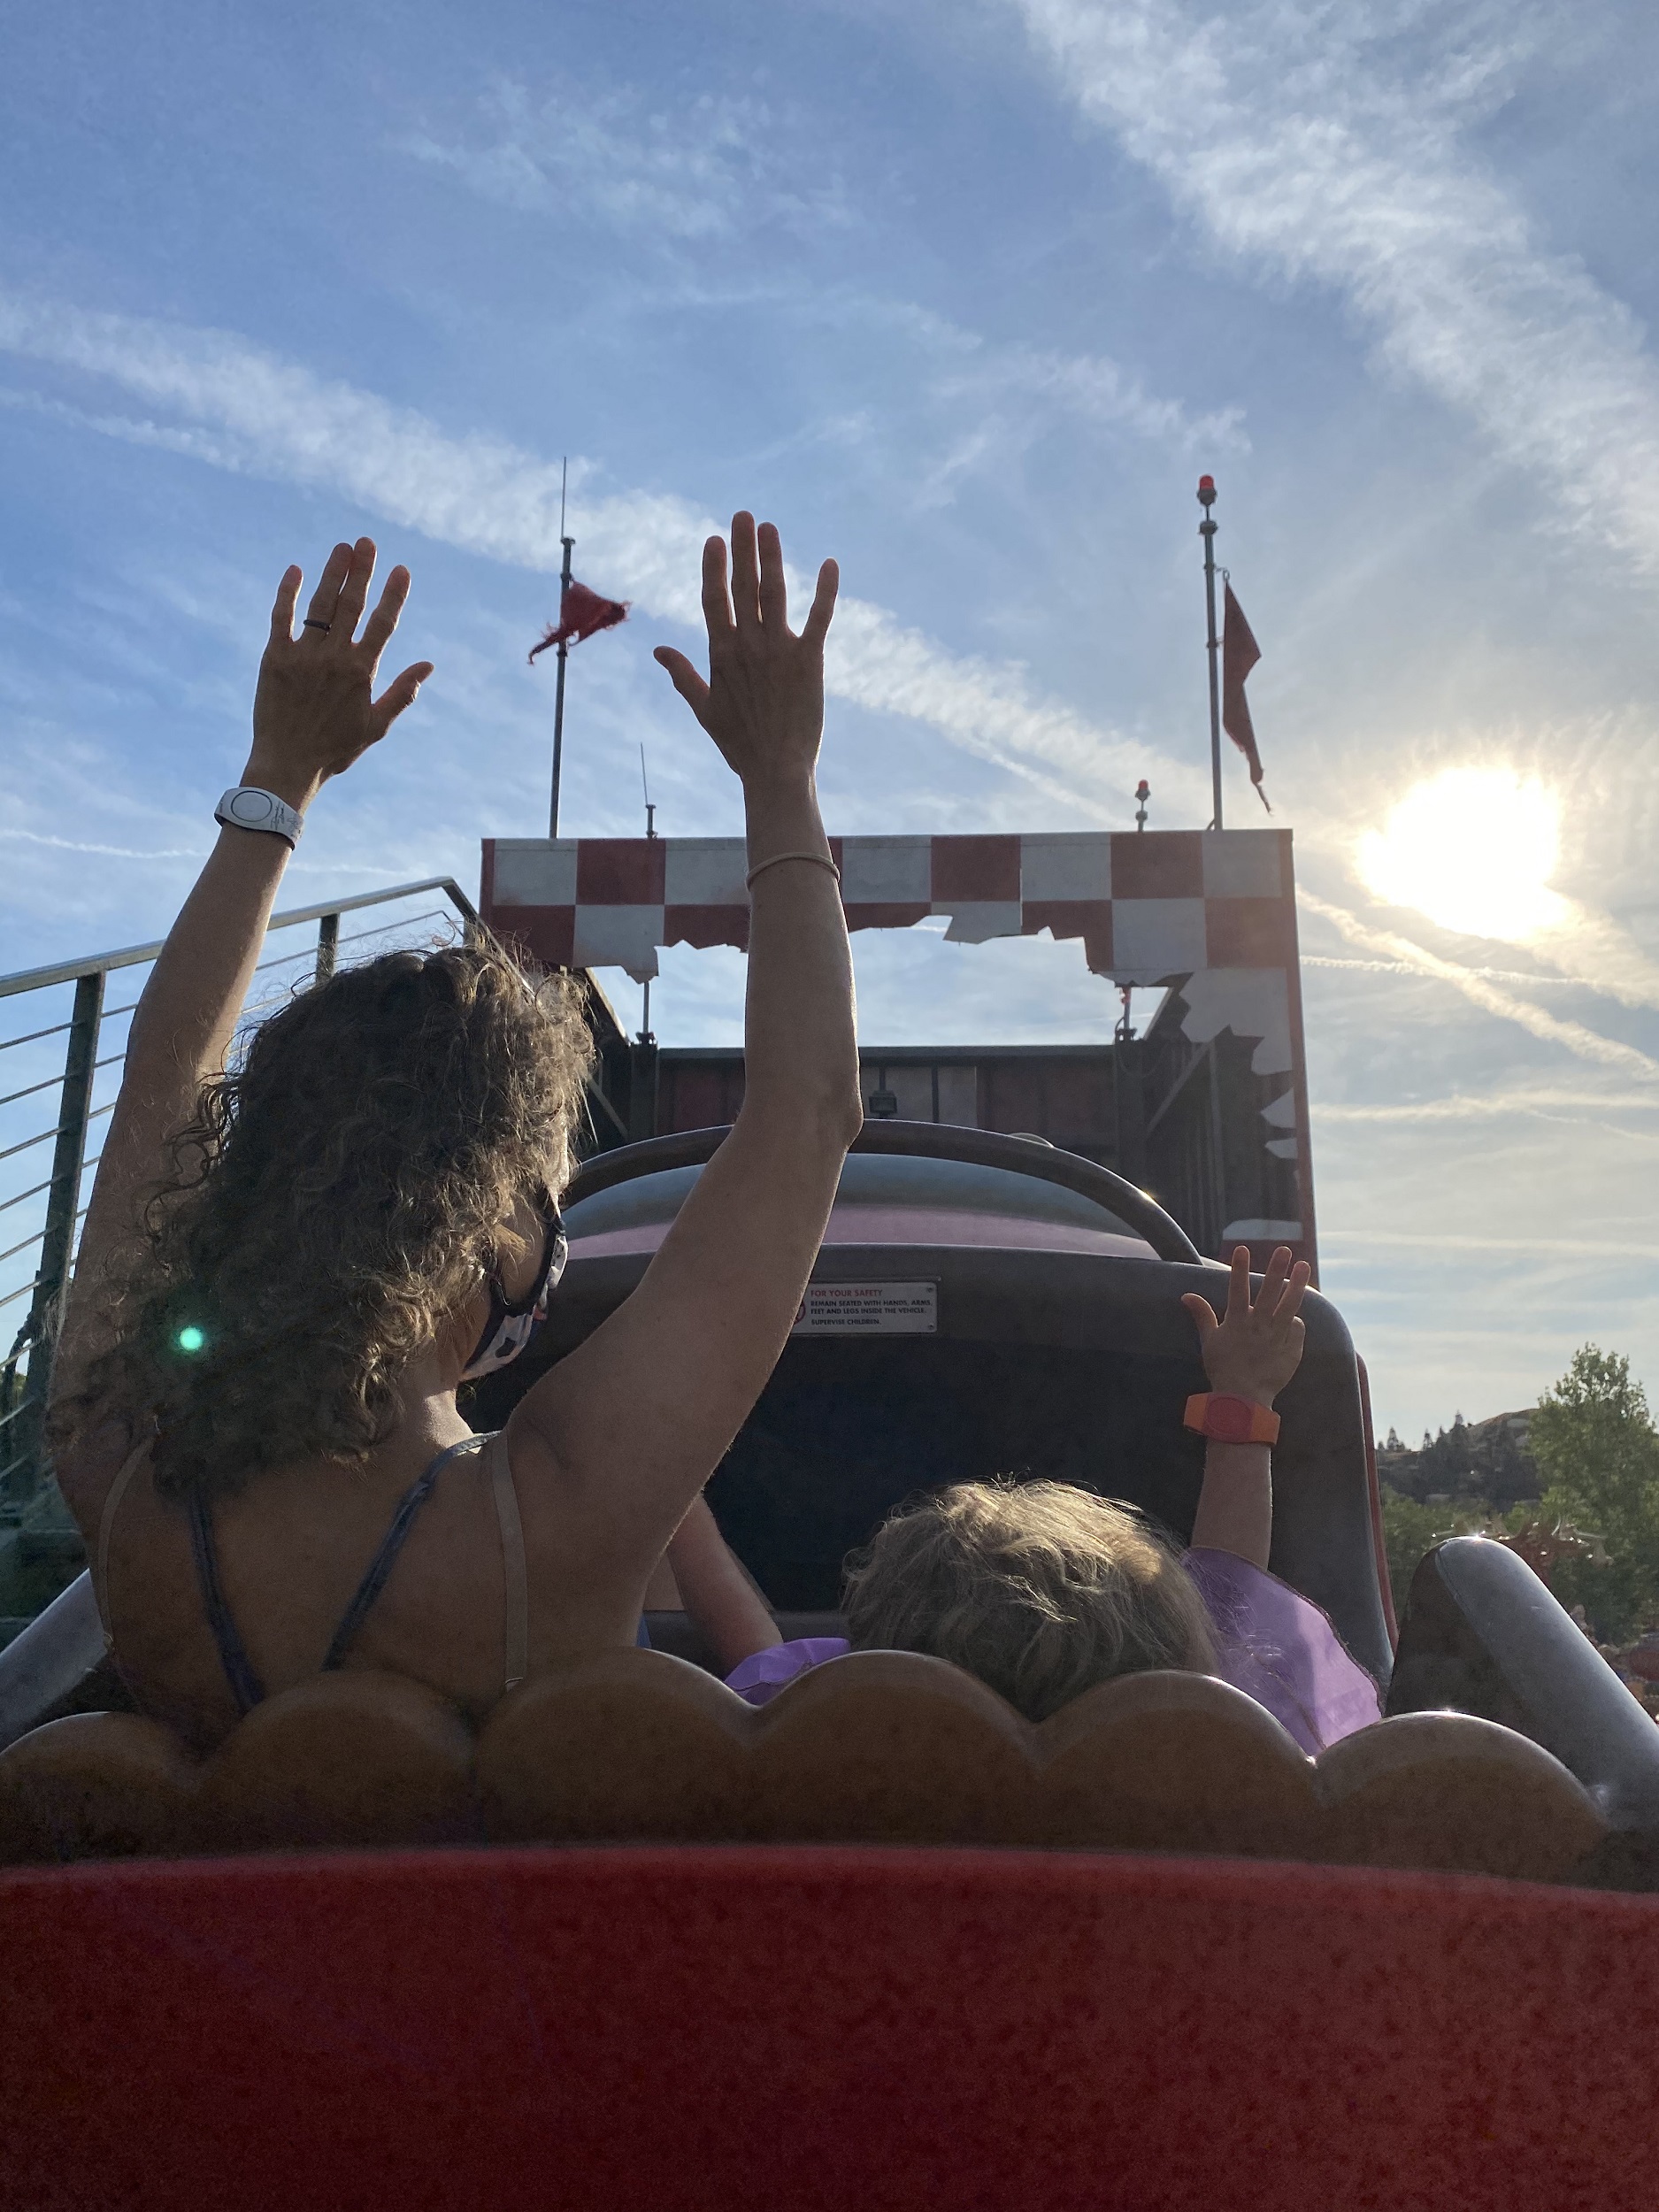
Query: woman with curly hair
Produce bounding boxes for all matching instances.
[50,518,860,1748]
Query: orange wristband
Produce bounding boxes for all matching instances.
[1184,1393,1280,1446]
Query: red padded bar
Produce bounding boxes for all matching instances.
[1,1846,1654,2211]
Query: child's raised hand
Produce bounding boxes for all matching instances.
[1180,1246,1310,1409]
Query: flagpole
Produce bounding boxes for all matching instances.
[640,744,656,1044]
[549,457,572,838]
[549,531,574,837]
[1198,474,1223,831]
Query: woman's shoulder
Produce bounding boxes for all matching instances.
[52,1411,151,1540]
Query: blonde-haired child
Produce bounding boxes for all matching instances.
[671,1248,1381,1751]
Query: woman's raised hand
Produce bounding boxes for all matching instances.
[248,537,434,810]
[653,513,838,791]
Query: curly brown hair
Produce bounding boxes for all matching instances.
[68,943,594,1498]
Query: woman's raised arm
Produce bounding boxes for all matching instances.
[51,539,432,1456]
[511,513,862,1575]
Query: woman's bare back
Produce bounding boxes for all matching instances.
[73,1421,650,1751]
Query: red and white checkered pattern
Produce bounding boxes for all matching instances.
[481,828,1295,984]
[480,826,1314,1271]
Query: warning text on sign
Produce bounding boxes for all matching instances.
[793,1281,939,1336]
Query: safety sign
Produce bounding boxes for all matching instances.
[792,1281,939,1334]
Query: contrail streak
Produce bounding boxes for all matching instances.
[1299,889,1659,1083]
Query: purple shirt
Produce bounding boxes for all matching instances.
[724,1549,1381,1755]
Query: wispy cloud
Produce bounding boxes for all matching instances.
[0,823,406,878]
[1308,931,1659,1013]
[0,826,206,859]
[903,306,1248,465]
[1532,901,1659,1015]
[1305,952,1606,991]
[1301,887,1659,1081]
[397,77,852,243]
[1316,1090,1659,1148]
[1323,1226,1659,1262]
[0,289,1183,820]
[1011,0,1659,569]
[396,88,1246,478]
[902,334,1244,503]
[753,285,1247,461]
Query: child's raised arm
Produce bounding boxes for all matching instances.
[1179,1246,1310,1571]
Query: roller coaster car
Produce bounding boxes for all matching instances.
[476,1118,1395,1667]
[9,1118,1659,1834]
[467,1118,1659,1832]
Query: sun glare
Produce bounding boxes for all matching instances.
[1356,767,1566,941]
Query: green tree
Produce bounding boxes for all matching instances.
[1379,1491,1497,1607]
[1381,1491,1446,1602]
[1531,1347,1659,1642]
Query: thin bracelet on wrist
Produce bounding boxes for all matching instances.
[745,850,841,891]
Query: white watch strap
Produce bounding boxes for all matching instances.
[215,787,303,848]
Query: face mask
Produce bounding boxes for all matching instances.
[460,1202,569,1383]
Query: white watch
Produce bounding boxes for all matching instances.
[215,787,303,848]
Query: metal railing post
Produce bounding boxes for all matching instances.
[12,970,104,1500]
[315,912,339,984]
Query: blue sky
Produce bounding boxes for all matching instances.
[3,0,1658,1440]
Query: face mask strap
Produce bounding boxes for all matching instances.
[460,1202,568,1382]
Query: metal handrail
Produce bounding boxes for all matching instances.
[0,875,482,1560]
[0,877,479,999]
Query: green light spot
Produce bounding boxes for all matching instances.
[176,1325,206,1354]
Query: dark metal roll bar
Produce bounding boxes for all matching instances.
[1389,1535,1659,1831]
[562,1119,1206,1266]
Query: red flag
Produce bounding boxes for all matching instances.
[1221,581,1271,812]
[528,579,631,664]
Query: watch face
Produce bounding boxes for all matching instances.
[218,789,298,844]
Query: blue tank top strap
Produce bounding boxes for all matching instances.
[188,1433,493,1714]
[188,1485,266,1717]
[319,1434,492,1674]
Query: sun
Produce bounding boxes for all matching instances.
[1356,766,1568,941]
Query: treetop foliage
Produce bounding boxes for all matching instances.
[1531,1347,1659,1642]
[1380,1347,1659,1644]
